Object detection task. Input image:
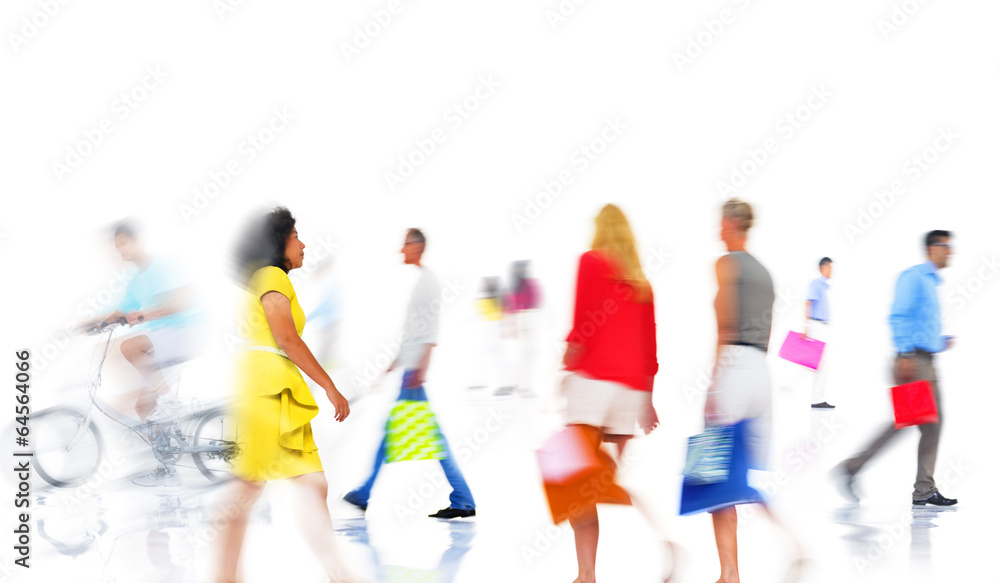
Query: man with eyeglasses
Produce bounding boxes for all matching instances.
[836,230,957,506]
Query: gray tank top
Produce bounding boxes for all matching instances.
[731,251,775,352]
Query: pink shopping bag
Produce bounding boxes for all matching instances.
[778,330,825,370]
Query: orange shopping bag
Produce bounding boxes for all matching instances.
[892,380,938,429]
[536,425,630,524]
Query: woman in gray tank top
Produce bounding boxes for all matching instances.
[706,199,802,583]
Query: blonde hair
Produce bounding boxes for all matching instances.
[591,204,652,302]
[722,198,754,231]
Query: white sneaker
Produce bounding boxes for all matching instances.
[131,466,181,487]
[147,397,183,422]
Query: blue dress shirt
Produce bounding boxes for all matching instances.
[889,261,946,353]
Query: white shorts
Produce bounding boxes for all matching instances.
[145,325,205,367]
[705,345,773,470]
[563,372,652,436]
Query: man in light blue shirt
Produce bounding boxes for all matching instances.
[805,257,833,408]
[837,230,956,506]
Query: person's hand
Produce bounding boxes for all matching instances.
[563,342,583,368]
[125,311,146,326]
[327,388,350,421]
[639,402,659,435]
[406,368,425,389]
[893,355,917,384]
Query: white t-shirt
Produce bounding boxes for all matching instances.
[397,266,441,370]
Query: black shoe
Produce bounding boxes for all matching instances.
[429,507,476,519]
[811,402,835,409]
[832,465,860,503]
[913,492,957,506]
[343,492,368,511]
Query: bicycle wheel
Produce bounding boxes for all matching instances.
[33,407,104,488]
[191,407,245,482]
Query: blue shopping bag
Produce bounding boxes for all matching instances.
[679,419,763,516]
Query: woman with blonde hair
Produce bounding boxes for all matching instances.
[561,203,668,583]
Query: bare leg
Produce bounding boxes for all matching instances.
[289,472,364,582]
[711,506,739,583]
[605,434,678,582]
[569,503,599,583]
[121,335,169,421]
[759,504,805,582]
[214,478,266,583]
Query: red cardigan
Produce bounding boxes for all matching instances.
[565,250,658,391]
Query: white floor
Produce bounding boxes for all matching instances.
[12,350,995,583]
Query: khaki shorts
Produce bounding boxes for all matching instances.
[563,372,652,436]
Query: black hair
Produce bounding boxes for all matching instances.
[233,207,297,284]
[819,257,832,268]
[925,230,951,248]
[113,221,138,240]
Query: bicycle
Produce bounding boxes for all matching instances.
[32,317,245,488]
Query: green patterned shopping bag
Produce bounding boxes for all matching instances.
[385,400,446,462]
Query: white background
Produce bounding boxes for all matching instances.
[2,1,998,581]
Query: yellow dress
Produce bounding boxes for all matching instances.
[232,266,323,481]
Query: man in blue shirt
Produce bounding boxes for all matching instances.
[806,257,834,409]
[837,231,956,506]
[88,223,203,486]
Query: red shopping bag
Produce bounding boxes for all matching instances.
[891,380,938,429]
[536,426,630,524]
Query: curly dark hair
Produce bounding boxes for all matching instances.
[233,206,297,284]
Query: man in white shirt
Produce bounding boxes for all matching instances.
[344,229,476,519]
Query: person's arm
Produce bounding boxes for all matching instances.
[713,254,740,361]
[564,253,603,367]
[261,291,350,421]
[123,285,195,325]
[639,296,659,434]
[406,344,435,388]
[889,270,918,354]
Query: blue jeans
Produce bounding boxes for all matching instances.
[348,370,476,510]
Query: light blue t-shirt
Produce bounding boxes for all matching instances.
[118,258,196,331]
[806,276,831,322]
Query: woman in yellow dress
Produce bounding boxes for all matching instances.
[215,207,361,583]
